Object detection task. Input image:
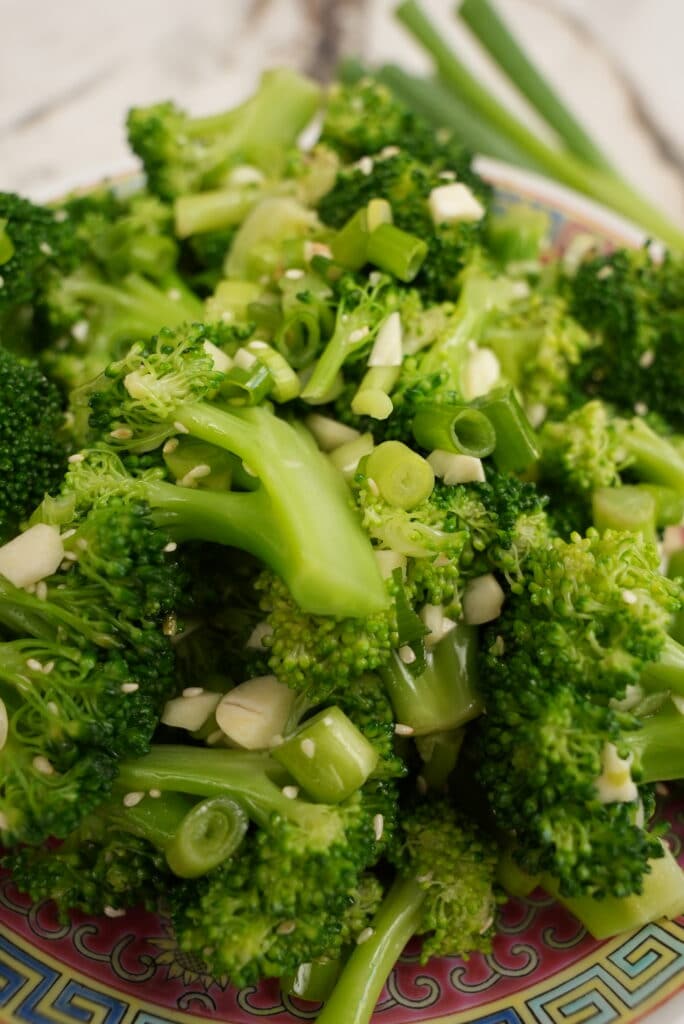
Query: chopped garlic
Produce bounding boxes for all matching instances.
[368,312,403,367]
[427,450,485,485]
[421,604,457,646]
[461,347,501,400]
[0,524,64,589]
[463,574,505,625]
[428,183,485,225]
[215,675,295,750]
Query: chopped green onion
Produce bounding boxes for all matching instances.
[473,387,539,472]
[247,341,300,402]
[366,223,428,282]
[328,433,375,481]
[412,404,496,458]
[366,441,435,510]
[331,208,369,270]
[165,796,248,878]
[352,366,401,420]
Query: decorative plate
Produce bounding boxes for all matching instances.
[1,162,682,1024]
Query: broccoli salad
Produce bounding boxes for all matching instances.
[0,64,683,1024]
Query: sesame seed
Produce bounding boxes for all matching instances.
[42,663,55,676]
[39,241,54,256]
[54,209,68,223]
[206,730,224,745]
[394,723,414,736]
[655,782,670,796]
[121,682,139,694]
[76,538,89,550]
[70,319,89,343]
[61,528,76,541]
[35,582,48,602]
[416,775,428,795]
[183,687,204,697]
[356,927,374,945]
[33,755,54,776]
[379,145,400,158]
[68,453,85,464]
[597,265,614,280]
[163,438,179,455]
[479,914,494,935]
[356,156,374,175]
[634,401,648,416]
[349,326,370,344]
[367,477,380,497]
[47,701,59,715]
[123,791,145,808]
[167,288,182,301]
[0,276,3,288]
[398,645,416,665]
[163,541,178,553]
[622,589,638,605]
[173,421,190,434]
[0,812,8,831]
[300,738,316,759]
[373,814,384,841]
[639,350,655,368]
[178,464,212,488]
[284,268,305,280]
[416,872,433,884]
[103,906,126,918]
[26,658,43,672]
[282,786,299,800]
[62,550,78,561]
[149,789,162,799]
[277,920,297,935]
[438,170,457,181]
[110,427,133,440]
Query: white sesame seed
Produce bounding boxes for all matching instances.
[54,209,68,223]
[39,241,54,256]
[183,687,204,697]
[379,145,400,158]
[123,791,145,808]
[479,914,494,935]
[282,786,299,800]
[76,538,89,550]
[35,582,48,602]
[173,421,189,434]
[0,275,4,288]
[416,872,433,884]
[356,927,374,945]
[284,268,305,280]
[639,350,655,369]
[622,589,638,605]
[26,658,43,672]
[349,326,370,344]
[597,265,614,280]
[47,701,59,715]
[394,723,414,736]
[163,542,178,553]
[70,319,89,343]
[277,920,297,934]
[103,906,126,918]
[655,782,670,796]
[121,682,139,694]
[438,170,457,181]
[60,528,76,540]
[300,738,316,759]
[0,812,8,831]
[33,755,54,776]
[398,645,416,665]
[62,550,78,562]
[178,464,212,488]
[167,288,182,301]
[367,478,380,497]
[68,452,85,464]
[373,814,384,842]
[206,729,224,745]
[149,788,162,798]
[356,156,374,175]
[163,438,179,455]
[416,775,428,795]
[634,401,649,416]
[110,427,133,441]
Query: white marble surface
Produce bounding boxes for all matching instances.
[1,0,683,228]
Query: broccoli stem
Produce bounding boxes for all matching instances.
[623,700,684,783]
[381,622,482,735]
[174,185,262,238]
[395,1,684,250]
[616,418,684,496]
[118,747,300,825]
[591,485,657,541]
[145,403,387,616]
[366,223,428,282]
[316,875,424,1024]
[458,0,616,174]
[639,636,684,700]
[282,958,342,1002]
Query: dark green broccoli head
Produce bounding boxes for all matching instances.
[0,191,79,312]
[569,247,684,429]
[0,347,69,540]
[318,151,484,300]
[2,819,169,919]
[392,798,501,961]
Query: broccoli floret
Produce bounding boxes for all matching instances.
[473,527,684,898]
[320,78,486,198]
[540,400,684,535]
[569,247,684,430]
[0,348,69,541]
[480,290,592,419]
[0,192,79,315]
[318,151,485,301]
[127,69,321,201]
[0,500,183,844]
[316,798,500,1024]
[80,322,386,617]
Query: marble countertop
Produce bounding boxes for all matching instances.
[2,0,683,228]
